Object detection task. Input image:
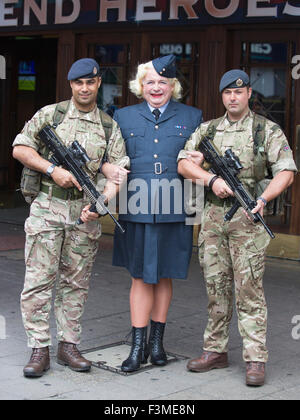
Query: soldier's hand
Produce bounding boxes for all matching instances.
[251,199,265,218]
[242,199,265,221]
[186,151,205,166]
[80,204,100,223]
[102,163,130,185]
[51,167,82,191]
[212,178,233,199]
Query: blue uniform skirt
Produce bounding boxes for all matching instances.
[112,221,193,285]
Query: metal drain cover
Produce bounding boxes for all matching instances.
[82,341,187,375]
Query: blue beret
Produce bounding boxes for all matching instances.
[68,58,100,81]
[152,54,176,78]
[219,69,250,92]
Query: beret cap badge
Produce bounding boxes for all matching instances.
[67,58,100,81]
[219,69,250,92]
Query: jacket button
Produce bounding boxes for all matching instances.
[154,139,159,143]
[155,125,159,130]
[154,154,158,159]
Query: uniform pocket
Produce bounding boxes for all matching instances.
[24,234,37,265]
[244,227,269,284]
[248,253,265,282]
[122,128,146,158]
[76,129,107,173]
[166,127,193,139]
[245,228,270,255]
[166,128,194,157]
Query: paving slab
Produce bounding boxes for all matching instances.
[1,208,300,401]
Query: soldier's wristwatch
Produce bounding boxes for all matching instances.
[257,196,267,206]
[46,164,56,178]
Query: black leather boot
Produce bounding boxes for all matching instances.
[149,320,168,366]
[121,326,149,372]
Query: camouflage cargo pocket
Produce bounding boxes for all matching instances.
[248,253,265,282]
[24,234,37,265]
[245,228,269,283]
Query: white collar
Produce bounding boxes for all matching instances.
[147,101,170,115]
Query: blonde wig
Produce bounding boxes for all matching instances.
[129,61,182,100]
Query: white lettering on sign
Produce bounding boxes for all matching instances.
[55,0,80,25]
[169,0,198,20]
[0,0,299,28]
[99,0,127,22]
[23,0,47,26]
[136,0,162,21]
[0,0,18,27]
[204,0,239,18]
[247,0,277,17]
[292,55,300,81]
[251,43,272,55]
[283,2,300,16]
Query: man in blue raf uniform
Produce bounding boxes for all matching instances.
[111,55,203,372]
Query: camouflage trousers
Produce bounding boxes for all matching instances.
[21,192,101,348]
[198,200,270,362]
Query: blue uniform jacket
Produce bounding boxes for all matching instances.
[114,100,203,223]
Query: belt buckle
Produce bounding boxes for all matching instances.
[154,162,162,175]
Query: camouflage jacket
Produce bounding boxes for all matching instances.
[178,110,297,193]
[13,99,129,180]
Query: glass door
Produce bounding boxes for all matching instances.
[241,41,295,138]
[77,33,138,115]
[88,43,130,117]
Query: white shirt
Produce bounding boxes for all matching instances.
[147,101,170,116]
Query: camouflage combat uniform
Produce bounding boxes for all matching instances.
[13,99,129,348]
[178,111,297,362]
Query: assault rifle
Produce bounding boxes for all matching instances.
[38,124,125,234]
[198,136,275,239]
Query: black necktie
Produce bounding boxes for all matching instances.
[152,109,161,121]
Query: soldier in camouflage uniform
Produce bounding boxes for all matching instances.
[178,70,297,386]
[12,58,129,378]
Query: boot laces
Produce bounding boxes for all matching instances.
[31,348,47,363]
[64,344,82,358]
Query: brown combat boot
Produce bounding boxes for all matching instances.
[57,342,92,372]
[23,347,50,378]
[187,351,228,373]
[246,362,265,386]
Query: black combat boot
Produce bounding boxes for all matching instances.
[149,320,168,366]
[121,326,149,372]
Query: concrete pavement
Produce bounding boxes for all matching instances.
[0,205,300,401]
